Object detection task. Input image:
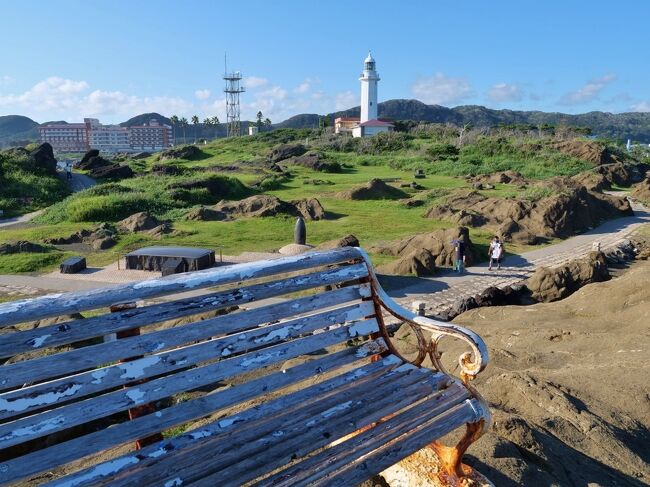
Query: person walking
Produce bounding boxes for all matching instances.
[488,236,504,270]
[65,162,73,180]
[453,237,466,274]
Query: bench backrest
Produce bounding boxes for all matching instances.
[0,247,386,485]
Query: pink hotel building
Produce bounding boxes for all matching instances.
[39,118,173,153]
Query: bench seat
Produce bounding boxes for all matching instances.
[0,247,490,486]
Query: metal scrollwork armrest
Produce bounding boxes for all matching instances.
[355,247,489,385]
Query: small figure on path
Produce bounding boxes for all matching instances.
[65,162,73,180]
[488,235,504,270]
[452,237,466,274]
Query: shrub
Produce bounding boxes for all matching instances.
[425,143,459,161]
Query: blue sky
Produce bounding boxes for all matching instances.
[1,0,648,123]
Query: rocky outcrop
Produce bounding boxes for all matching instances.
[291,198,326,220]
[0,241,49,254]
[28,143,57,175]
[88,163,134,179]
[469,170,526,186]
[158,145,203,161]
[374,227,476,272]
[214,195,297,219]
[43,224,118,249]
[526,251,610,302]
[631,177,650,204]
[316,234,360,250]
[337,178,409,200]
[269,144,306,162]
[151,164,180,176]
[425,184,632,244]
[184,206,228,221]
[552,139,618,165]
[378,248,438,277]
[116,212,160,233]
[286,152,342,172]
[79,149,100,165]
[77,155,111,171]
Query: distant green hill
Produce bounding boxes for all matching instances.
[0,115,39,147]
[313,99,650,143]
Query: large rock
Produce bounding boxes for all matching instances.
[269,144,306,162]
[184,206,228,221]
[288,152,341,172]
[214,195,296,219]
[158,145,202,161]
[0,241,49,254]
[291,198,326,220]
[89,163,134,179]
[631,177,650,204]
[28,143,57,175]
[552,139,618,165]
[526,251,610,302]
[337,178,409,200]
[378,248,437,277]
[374,227,476,270]
[116,212,160,233]
[78,155,112,171]
[316,234,360,250]
[79,149,100,165]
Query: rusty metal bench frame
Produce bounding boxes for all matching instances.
[0,247,490,486]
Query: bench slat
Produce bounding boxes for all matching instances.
[0,283,370,394]
[0,263,369,359]
[7,342,391,486]
[0,247,363,327]
[309,401,479,487]
[0,304,377,446]
[104,369,445,487]
[254,392,475,487]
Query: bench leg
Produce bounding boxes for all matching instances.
[428,419,485,483]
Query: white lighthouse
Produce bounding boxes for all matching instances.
[360,52,379,122]
[334,52,394,138]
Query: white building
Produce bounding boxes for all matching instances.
[85,118,130,152]
[351,53,393,138]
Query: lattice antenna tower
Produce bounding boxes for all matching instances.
[223,54,245,137]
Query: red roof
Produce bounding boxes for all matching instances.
[358,119,394,127]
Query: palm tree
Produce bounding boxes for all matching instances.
[191,115,199,143]
[203,117,213,143]
[264,118,272,129]
[179,117,188,144]
[211,116,220,138]
[256,111,264,129]
[170,115,179,145]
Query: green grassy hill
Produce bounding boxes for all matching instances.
[0,115,39,147]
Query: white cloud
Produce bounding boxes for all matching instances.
[487,83,523,103]
[335,91,357,110]
[195,89,211,100]
[294,81,311,94]
[244,76,269,89]
[559,74,617,105]
[1,75,14,85]
[411,73,473,105]
[631,101,650,112]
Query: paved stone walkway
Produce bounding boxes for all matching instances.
[387,200,650,316]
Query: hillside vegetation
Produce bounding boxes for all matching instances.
[0,124,638,274]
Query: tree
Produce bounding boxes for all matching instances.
[191,115,199,143]
[211,116,220,125]
[264,118,272,128]
[179,117,188,144]
[170,115,179,144]
[256,111,264,129]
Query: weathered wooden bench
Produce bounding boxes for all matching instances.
[0,247,490,486]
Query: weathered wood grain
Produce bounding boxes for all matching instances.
[0,247,363,327]
[11,342,392,486]
[263,391,475,487]
[0,284,370,394]
[0,305,377,444]
[157,374,459,487]
[0,263,369,359]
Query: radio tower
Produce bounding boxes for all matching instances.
[223,54,245,137]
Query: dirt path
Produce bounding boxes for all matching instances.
[0,210,43,228]
[59,170,96,192]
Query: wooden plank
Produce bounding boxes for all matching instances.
[85,365,442,487]
[0,284,370,394]
[7,342,392,486]
[0,247,364,327]
[0,304,377,443]
[311,401,481,487]
[0,263,369,359]
[257,389,475,487]
[204,383,469,487]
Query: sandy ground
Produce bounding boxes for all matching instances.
[442,259,650,486]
